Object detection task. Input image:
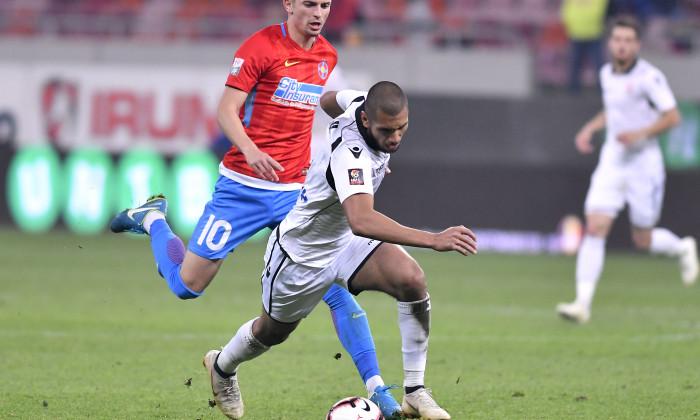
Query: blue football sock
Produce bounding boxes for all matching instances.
[323,284,380,384]
[149,219,202,300]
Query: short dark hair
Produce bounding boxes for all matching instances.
[364,81,408,120]
[609,15,642,40]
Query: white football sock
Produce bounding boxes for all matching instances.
[575,235,606,309]
[398,294,430,388]
[217,318,270,375]
[143,211,165,235]
[366,375,384,395]
[649,227,682,257]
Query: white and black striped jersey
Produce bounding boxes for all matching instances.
[276,90,390,267]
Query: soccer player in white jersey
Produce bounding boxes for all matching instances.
[557,15,699,324]
[202,81,477,419]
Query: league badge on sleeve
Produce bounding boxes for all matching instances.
[230,57,245,76]
[348,169,364,185]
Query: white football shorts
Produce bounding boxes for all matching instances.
[584,160,665,229]
[261,231,382,323]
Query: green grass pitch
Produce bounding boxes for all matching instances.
[1,227,699,419]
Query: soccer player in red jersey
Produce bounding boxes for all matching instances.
[110,1,402,418]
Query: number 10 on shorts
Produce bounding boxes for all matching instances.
[197,214,232,251]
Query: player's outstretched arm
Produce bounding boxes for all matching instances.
[342,193,477,255]
[217,86,284,181]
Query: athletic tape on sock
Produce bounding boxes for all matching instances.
[397,293,431,315]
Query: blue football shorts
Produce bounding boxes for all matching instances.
[187,175,301,260]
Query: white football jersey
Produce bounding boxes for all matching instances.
[277,91,391,267]
[599,58,676,162]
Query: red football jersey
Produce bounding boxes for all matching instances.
[222,22,337,184]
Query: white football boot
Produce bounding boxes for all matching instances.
[402,388,451,419]
[678,237,698,286]
[203,350,244,419]
[556,301,590,324]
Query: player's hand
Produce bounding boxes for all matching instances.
[245,149,285,182]
[616,130,645,146]
[575,129,595,154]
[432,226,477,256]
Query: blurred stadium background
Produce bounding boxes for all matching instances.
[1,0,700,253]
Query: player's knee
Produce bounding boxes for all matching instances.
[181,272,215,294]
[585,224,608,238]
[180,254,221,293]
[395,263,426,301]
[181,277,203,294]
[632,232,651,250]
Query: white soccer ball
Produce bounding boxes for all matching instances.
[326,396,384,420]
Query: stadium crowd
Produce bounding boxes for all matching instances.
[0,0,698,53]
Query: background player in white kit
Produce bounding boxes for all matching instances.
[557,15,699,324]
[202,81,477,419]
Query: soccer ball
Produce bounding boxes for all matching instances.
[326,396,384,420]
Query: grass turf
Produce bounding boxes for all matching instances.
[1,227,699,419]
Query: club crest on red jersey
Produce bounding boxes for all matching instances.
[348,169,364,185]
[318,60,329,80]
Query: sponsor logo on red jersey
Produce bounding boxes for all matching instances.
[271,77,323,110]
